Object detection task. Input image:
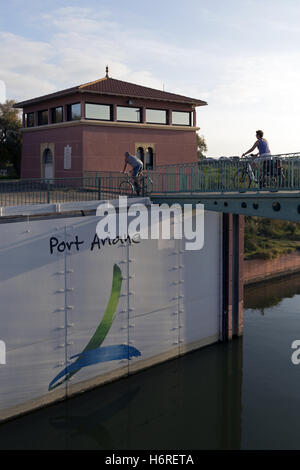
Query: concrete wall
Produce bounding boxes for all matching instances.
[244,251,300,285]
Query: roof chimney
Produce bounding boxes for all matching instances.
[105,65,109,78]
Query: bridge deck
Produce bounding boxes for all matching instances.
[1,155,300,220]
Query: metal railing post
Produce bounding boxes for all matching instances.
[146,169,149,196]
[179,165,182,192]
[97,176,101,200]
[142,173,145,197]
[47,180,50,203]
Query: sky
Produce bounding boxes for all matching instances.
[1,0,300,156]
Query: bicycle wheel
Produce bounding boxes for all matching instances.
[233,170,251,191]
[119,180,134,195]
[142,177,153,195]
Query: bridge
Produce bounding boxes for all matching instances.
[1,153,299,221]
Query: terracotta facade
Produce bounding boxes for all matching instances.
[15,78,207,179]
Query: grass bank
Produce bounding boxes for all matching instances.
[244,216,300,260]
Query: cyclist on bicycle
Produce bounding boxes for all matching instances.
[241,130,277,187]
[122,151,144,195]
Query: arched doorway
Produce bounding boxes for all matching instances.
[145,147,154,170]
[43,148,53,181]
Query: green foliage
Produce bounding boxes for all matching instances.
[0,100,22,177]
[244,216,300,260]
[196,133,207,160]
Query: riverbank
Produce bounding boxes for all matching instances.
[244,251,300,285]
[244,217,300,262]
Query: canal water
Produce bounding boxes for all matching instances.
[1,273,300,450]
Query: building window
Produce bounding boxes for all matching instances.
[146,109,167,124]
[135,144,155,170]
[85,103,111,121]
[38,110,48,126]
[136,147,144,165]
[42,148,53,180]
[117,106,141,123]
[51,106,63,124]
[145,147,154,170]
[172,111,191,126]
[25,112,35,127]
[43,148,53,164]
[67,103,81,121]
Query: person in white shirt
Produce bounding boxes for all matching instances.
[122,152,144,195]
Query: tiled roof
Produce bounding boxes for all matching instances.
[14,76,207,108]
[79,77,207,106]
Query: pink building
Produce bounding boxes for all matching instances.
[14,70,207,179]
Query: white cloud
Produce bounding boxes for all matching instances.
[0,6,215,98]
[199,53,300,155]
[1,5,300,155]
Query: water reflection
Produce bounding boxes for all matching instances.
[0,340,243,450]
[1,273,300,449]
[244,272,300,313]
[49,387,140,449]
[243,272,300,450]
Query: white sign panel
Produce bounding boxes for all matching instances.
[0,209,222,421]
[64,145,72,169]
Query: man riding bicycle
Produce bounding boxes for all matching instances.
[242,130,271,160]
[122,151,143,195]
[241,130,275,186]
[241,130,282,187]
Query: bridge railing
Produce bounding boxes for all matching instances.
[146,153,300,193]
[0,176,124,207]
[1,153,300,207]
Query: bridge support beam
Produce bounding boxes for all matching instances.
[152,194,300,223]
[222,214,244,340]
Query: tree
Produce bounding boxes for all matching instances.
[0,99,22,176]
[196,133,207,160]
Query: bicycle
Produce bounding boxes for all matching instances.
[233,155,285,191]
[119,171,153,196]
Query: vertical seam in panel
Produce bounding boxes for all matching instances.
[64,225,68,398]
[177,239,181,352]
[222,213,229,342]
[219,212,223,341]
[126,240,130,376]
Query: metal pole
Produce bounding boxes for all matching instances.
[47,180,50,203]
[98,176,101,200]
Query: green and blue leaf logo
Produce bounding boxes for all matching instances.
[49,264,141,390]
